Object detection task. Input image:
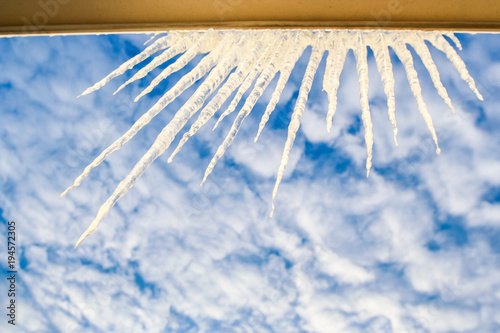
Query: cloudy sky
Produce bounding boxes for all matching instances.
[0,30,500,333]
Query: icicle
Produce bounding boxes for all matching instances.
[392,35,441,154]
[270,33,325,217]
[200,32,291,185]
[114,31,213,95]
[78,33,184,97]
[322,33,335,92]
[255,32,306,142]
[371,33,398,145]
[144,32,161,46]
[61,33,239,198]
[411,33,455,113]
[212,32,277,130]
[324,32,349,132]
[74,33,245,248]
[168,33,267,163]
[130,31,221,99]
[444,32,462,50]
[424,32,483,101]
[353,33,373,177]
[65,29,485,245]
[134,33,236,102]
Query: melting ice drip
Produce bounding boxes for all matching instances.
[62,29,483,248]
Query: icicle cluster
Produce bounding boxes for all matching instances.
[63,29,483,248]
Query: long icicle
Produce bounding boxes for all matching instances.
[255,31,306,142]
[114,31,214,95]
[353,33,374,177]
[79,33,185,97]
[200,32,291,185]
[371,33,398,145]
[212,32,277,130]
[322,32,335,93]
[143,32,161,46]
[132,31,222,100]
[411,33,455,113]
[325,31,349,132]
[61,33,238,197]
[392,36,441,154]
[168,33,267,163]
[74,33,245,248]
[424,33,483,101]
[444,32,462,50]
[271,32,325,217]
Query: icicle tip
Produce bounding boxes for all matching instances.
[326,122,332,133]
[74,228,93,248]
[78,87,95,98]
[212,119,223,131]
[270,204,275,218]
[254,127,264,143]
[60,185,75,198]
[113,84,127,95]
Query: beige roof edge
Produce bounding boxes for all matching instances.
[2,22,500,37]
[1,0,500,36]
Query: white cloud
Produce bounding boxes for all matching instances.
[1,32,500,333]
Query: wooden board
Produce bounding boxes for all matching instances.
[1,0,500,35]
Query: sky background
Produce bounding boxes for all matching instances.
[0,31,500,333]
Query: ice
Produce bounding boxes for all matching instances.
[60,33,238,198]
[370,33,397,145]
[324,31,349,133]
[391,34,441,154]
[78,32,187,97]
[255,32,306,142]
[114,31,214,95]
[271,31,325,217]
[423,32,483,101]
[73,32,246,248]
[202,32,292,185]
[168,33,267,163]
[411,33,454,113]
[65,29,483,247]
[353,33,373,177]
[212,32,276,130]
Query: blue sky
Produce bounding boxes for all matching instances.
[0,31,500,333]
